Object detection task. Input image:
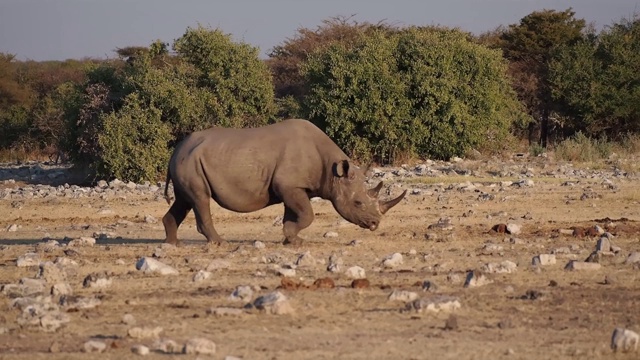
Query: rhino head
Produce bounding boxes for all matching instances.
[329,160,406,230]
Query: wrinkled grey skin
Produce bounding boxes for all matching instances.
[162,119,406,246]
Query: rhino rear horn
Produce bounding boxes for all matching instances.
[379,190,407,214]
[367,181,384,198]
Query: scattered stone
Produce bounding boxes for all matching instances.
[482,260,517,274]
[7,224,19,232]
[68,237,96,247]
[51,283,73,296]
[444,314,458,330]
[253,240,265,249]
[295,251,316,267]
[611,328,639,353]
[16,253,40,267]
[205,259,231,271]
[532,254,556,266]
[192,270,212,282]
[152,339,182,354]
[464,270,493,288]
[59,295,101,310]
[35,240,60,253]
[422,280,438,292]
[345,266,366,279]
[82,272,112,289]
[327,254,343,273]
[276,267,296,277]
[83,340,107,353]
[481,243,504,255]
[512,179,534,187]
[491,224,507,234]
[564,260,601,271]
[183,338,216,355]
[206,307,245,317]
[446,272,463,285]
[136,257,178,276]
[55,256,78,267]
[313,278,335,289]
[230,285,254,301]
[128,326,164,339]
[382,253,403,269]
[253,291,294,315]
[625,252,640,265]
[131,344,150,356]
[388,290,419,302]
[323,231,339,238]
[351,279,370,289]
[506,223,522,235]
[596,237,612,252]
[122,314,136,325]
[428,217,453,231]
[38,262,67,284]
[144,215,157,224]
[405,296,461,313]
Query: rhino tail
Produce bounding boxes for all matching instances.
[164,169,172,205]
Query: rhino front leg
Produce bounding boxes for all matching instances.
[280,189,314,246]
[162,195,192,245]
[192,198,225,245]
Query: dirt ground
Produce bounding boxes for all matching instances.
[1,159,639,359]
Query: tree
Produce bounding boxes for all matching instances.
[499,8,586,147]
[550,15,640,137]
[301,26,528,162]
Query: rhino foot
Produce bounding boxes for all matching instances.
[282,236,304,247]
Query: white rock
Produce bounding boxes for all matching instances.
[122,313,136,325]
[406,296,461,313]
[253,240,265,249]
[464,271,493,288]
[295,251,316,267]
[625,252,640,265]
[564,261,601,271]
[253,291,294,315]
[611,328,639,352]
[38,262,67,283]
[128,326,164,339]
[16,253,40,267]
[144,214,157,224]
[205,259,231,271]
[482,260,517,274]
[82,272,112,289]
[135,257,178,275]
[68,237,96,247]
[83,340,107,353]
[152,339,182,354]
[345,266,366,279]
[382,253,404,269]
[229,285,254,301]
[55,257,78,267]
[323,231,339,238]
[506,223,522,235]
[596,237,612,252]
[51,283,73,296]
[7,224,19,232]
[388,290,419,302]
[276,267,296,277]
[192,270,212,282]
[131,344,150,355]
[532,254,556,266]
[183,338,217,355]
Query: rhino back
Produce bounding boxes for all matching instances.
[170,119,346,211]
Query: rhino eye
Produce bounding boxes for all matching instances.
[354,200,364,208]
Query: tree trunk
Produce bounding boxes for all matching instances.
[539,107,549,148]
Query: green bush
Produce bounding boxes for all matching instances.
[301,26,528,163]
[62,25,276,182]
[99,94,172,182]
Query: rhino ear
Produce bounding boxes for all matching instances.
[333,160,350,178]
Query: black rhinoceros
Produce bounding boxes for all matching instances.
[162,119,406,246]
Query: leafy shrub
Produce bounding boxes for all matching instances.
[301,26,528,163]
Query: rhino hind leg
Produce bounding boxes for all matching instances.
[192,198,225,245]
[162,196,192,245]
[280,189,315,246]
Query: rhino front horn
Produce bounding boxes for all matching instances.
[379,190,407,214]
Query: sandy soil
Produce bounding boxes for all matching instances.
[1,160,639,359]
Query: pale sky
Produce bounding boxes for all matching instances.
[0,0,638,61]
